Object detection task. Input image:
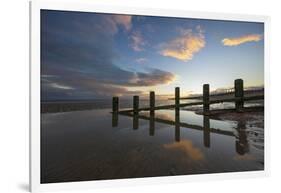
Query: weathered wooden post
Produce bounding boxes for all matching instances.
[112,97,119,113]
[150,91,155,116]
[175,87,180,141]
[132,96,139,130]
[203,116,210,148]
[133,95,139,115]
[149,91,155,136]
[235,79,244,112]
[175,87,180,116]
[203,84,210,114]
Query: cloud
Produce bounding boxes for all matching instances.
[164,140,204,161]
[222,34,262,46]
[41,74,144,100]
[129,31,146,51]
[135,57,148,64]
[126,69,176,87]
[160,26,205,61]
[41,10,174,100]
[104,15,132,34]
[112,15,132,31]
[49,83,74,90]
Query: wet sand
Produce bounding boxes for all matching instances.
[194,106,264,129]
[209,111,263,128]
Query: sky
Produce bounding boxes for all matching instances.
[41,10,264,101]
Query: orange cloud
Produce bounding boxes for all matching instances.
[160,26,205,61]
[222,34,262,46]
[104,15,132,34]
[164,140,204,161]
[112,15,132,31]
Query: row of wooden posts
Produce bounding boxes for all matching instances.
[112,79,255,115]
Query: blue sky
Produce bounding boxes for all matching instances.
[41,10,264,100]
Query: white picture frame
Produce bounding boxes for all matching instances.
[30,0,270,192]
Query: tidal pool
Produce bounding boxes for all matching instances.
[41,109,264,183]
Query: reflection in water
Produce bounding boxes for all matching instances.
[133,115,139,130]
[112,113,118,127]
[149,114,155,136]
[175,108,180,142]
[203,116,210,148]
[122,109,252,154]
[164,140,204,161]
[235,121,249,155]
[42,109,263,183]
[149,107,155,136]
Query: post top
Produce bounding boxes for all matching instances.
[235,78,243,82]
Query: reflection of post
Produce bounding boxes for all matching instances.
[203,84,209,115]
[175,108,180,142]
[149,115,155,136]
[203,116,210,148]
[235,79,244,112]
[112,112,118,127]
[235,121,249,155]
[133,114,139,130]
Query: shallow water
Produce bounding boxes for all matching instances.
[41,109,264,183]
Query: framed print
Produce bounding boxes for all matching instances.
[30,0,270,192]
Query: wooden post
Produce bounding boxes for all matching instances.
[133,96,139,114]
[235,79,244,111]
[112,97,119,113]
[150,91,155,116]
[149,91,155,135]
[175,87,180,141]
[175,87,180,116]
[203,84,209,114]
